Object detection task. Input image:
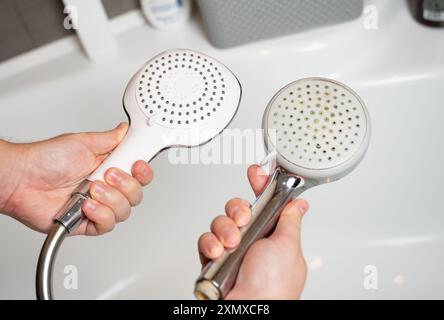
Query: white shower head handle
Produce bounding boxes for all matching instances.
[87,70,169,181]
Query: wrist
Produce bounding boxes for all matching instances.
[0,140,27,215]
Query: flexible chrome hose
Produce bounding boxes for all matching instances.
[36,222,68,300]
[36,180,90,300]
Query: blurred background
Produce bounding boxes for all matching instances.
[0,0,443,299]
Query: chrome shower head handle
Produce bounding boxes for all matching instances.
[194,78,371,300]
[195,167,307,300]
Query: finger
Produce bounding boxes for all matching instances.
[89,181,131,222]
[198,232,224,264]
[104,168,143,206]
[225,198,251,227]
[83,122,129,155]
[247,164,270,196]
[210,215,241,249]
[131,160,154,187]
[269,199,309,245]
[82,199,116,235]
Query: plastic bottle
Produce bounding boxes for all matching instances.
[140,0,191,30]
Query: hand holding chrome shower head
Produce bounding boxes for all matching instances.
[36,49,242,300]
[194,78,371,300]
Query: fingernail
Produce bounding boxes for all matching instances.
[232,207,247,225]
[116,122,126,129]
[140,163,149,177]
[209,243,221,257]
[107,170,122,184]
[221,227,235,246]
[298,204,308,216]
[84,200,96,211]
[255,165,267,177]
[93,182,106,195]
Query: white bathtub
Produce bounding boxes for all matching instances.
[0,0,443,299]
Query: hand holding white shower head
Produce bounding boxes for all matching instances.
[36,49,242,300]
[194,78,371,300]
[58,48,241,231]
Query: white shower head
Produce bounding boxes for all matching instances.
[89,48,241,180]
[263,77,370,183]
[37,49,241,300]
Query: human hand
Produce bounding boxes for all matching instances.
[0,123,153,236]
[198,164,309,300]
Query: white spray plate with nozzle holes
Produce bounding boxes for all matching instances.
[88,48,241,181]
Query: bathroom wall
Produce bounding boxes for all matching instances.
[0,0,140,63]
[102,0,139,18]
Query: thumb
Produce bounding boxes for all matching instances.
[247,164,270,196]
[269,199,309,245]
[83,122,128,155]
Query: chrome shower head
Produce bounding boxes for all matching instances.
[195,78,371,300]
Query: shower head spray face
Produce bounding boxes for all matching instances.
[89,48,241,181]
[195,78,371,300]
[263,77,370,184]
